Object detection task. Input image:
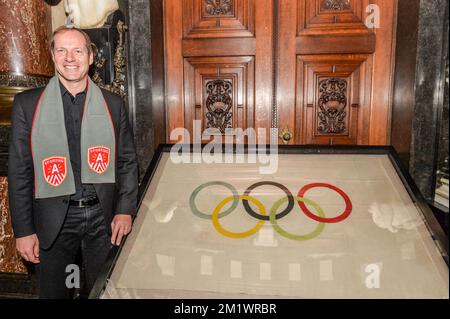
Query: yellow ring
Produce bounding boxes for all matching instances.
[212,195,266,239]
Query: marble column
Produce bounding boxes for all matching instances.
[436,13,449,180]
[410,0,449,201]
[0,176,27,274]
[125,0,155,180]
[0,0,54,126]
[0,0,54,276]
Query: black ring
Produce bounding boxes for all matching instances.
[242,181,294,221]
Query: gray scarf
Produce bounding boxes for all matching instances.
[31,76,115,199]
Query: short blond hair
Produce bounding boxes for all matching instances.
[50,26,93,54]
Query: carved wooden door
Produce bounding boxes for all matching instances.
[164,0,397,145]
[277,0,397,145]
[165,0,273,142]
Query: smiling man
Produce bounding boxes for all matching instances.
[8,26,138,298]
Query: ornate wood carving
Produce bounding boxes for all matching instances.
[204,0,233,16]
[183,0,254,38]
[183,56,255,137]
[279,0,397,145]
[297,0,370,35]
[318,78,347,134]
[205,79,233,133]
[320,0,351,11]
[296,54,369,144]
[167,0,396,145]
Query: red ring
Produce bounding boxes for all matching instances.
[297,183,352,223]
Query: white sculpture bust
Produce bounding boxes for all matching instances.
[64,0,119,28]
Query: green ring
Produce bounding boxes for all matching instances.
[269,196,326,241]
[189,181,239,219]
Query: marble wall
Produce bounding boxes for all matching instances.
[437,13,449,179]
[410,0,449,201]
[123,0,155,180]
[0,0,53,76]
[0,177,27,274]
[0,0,54,277]
[0,0,54,143]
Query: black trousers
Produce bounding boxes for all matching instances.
[36,202,111,299]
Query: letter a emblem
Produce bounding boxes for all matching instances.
[43,156,67,187]
[88,146,110,174]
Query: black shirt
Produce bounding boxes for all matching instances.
[59,82,98,201]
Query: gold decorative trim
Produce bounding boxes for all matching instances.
[92,20,128,99]
[0,87,27,125]
[0,74,50,124]
[0,73,50,88]
[279,126,293,144]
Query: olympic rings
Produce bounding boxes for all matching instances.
[242,181,294,221]
[189,181,353,241]
[270,196,325,241]
[297,183,352,223]
[189,181,239,219]
[212,195,266,239]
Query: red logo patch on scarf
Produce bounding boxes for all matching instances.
[43,156,67,187]
[88,146,110,174]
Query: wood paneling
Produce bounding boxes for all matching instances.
[296,34,375,55]
[298,0,370,35]
[278,0,397,145]
[296,54,369,145]
[183,0,254,38]
[165,0,185,140]
[165,0,272,142]
[368,0,397,145]
[183,38,256,57]
[151,0,167,149]
[183,56,255,135]
[390,0,420,165]
[164,0,397,145]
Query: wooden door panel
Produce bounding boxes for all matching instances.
[183,0,255,38]
[296,54,369,145]
[165,0,396,145]
[298,0,371,34]
[165,0,273,143]
[183,38,256,57]
[183,56,255,135]
[296,34,375,55]
[277,0,397,145]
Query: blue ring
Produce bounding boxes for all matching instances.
[189,181,239,219]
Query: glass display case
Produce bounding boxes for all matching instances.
[90,145,449,299]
